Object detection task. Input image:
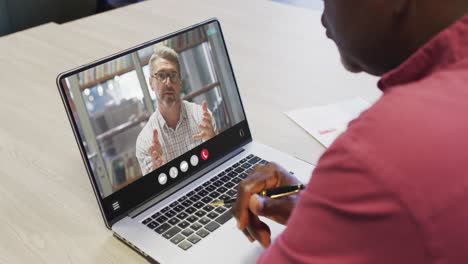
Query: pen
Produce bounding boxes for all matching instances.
[210,184,306,207]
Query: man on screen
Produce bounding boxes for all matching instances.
[136,46,217,175]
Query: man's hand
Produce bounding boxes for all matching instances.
[192,101,216,141]
[232,162,301,248]
[147,129,166,170]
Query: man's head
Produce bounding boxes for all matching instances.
[149,46,182,107]
[321,0,468,76]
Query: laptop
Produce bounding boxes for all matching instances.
[56,18,314,264]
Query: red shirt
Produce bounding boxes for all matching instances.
[259,15,468,264]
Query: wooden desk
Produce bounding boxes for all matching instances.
[0,1,380,263]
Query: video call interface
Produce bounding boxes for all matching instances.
[61,22,246,198]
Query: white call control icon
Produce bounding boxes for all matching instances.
[190,155,199,166]
[158,173,168,185]
[180,161,189,172]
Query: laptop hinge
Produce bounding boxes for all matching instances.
[127,146,246,218]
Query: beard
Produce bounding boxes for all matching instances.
[340,54,363,73]
[158,89,179,108]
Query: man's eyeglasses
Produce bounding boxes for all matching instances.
[153,71,180,83]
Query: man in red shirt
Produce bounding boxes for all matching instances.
[232,1,468,263]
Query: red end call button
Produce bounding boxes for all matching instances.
[201,149,209,160]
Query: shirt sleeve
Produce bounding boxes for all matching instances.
[257,136,427,264]
[135,125,154,176]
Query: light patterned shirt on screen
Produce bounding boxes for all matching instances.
[136,100,216,175]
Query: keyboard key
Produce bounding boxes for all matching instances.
[156,216,168,223]
[165,210,177,218]
[182,200,193,207]
[185,206,196,214]
[189,194,201,203]
[199,217,210,225]
[161,207,170,213]
[217,186,228,193]
[218,171,226,176]
[195,186,203,192]
[176,212,189,220]
[212,180,223,187]
[168,218,180,225]
[170,234,185,245]
[208,191,221,199]
[215,210,233,225]
[218,194,230,201]
[155,223,171,234]
[232,162,240,168]
[169,201,178,207]
[201,197,212,204]
[195,210,207,217]
[227,189,237,196]
[239,173,248,179]
[147,221,158,229]
[220,176,231,182]
[248,157,261,164]
[178,221,190,229]
[190,223,203,231]
[205,185,215,192]
[186,215,199,223]
[227,172,238,177]
[246,154,254,159]
[205,221,220,232]
[259,159,268,165]
[215,207,227,214]
[173,205,185,212]
[151,212,161,219]
[197,190,209,197]
[241,163,251,169]
[202,181,211,187]
[203,204,215,212]
[240,158,248,163]
[246,168,254,174]
[196,229,210,238]
[207,212,219,219]
[143,218,152,225]
[187,235,201,244]
[178,196,187,202]
[193,202,205,209]
[231,177,242,184]
[224,182,235,189]
[225,167,233,173]
[178,240,192,251]
[234,167,244,173]
[182,228,194,237]
[163,226,181,239]
[187,191,195,197]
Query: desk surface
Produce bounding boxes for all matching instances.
[0,0,380,262]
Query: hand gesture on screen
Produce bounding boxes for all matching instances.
[232,162,301,248]
[148,129,166,170]
[193,101,216,141]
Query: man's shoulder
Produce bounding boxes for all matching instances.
[182,100,203,112]
[182,100,205,121]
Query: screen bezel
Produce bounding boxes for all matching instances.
[56,18,252,228]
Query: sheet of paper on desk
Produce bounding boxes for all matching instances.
[286,97,371,148]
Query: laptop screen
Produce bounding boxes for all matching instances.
[57,19,250,224]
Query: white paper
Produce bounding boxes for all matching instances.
[286,97,371,148]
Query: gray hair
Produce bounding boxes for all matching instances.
[148,46,181,75]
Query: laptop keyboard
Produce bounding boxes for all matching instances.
[141,154,267,251]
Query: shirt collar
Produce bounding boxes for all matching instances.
[156,100,188,129]
[378,14,468,92]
